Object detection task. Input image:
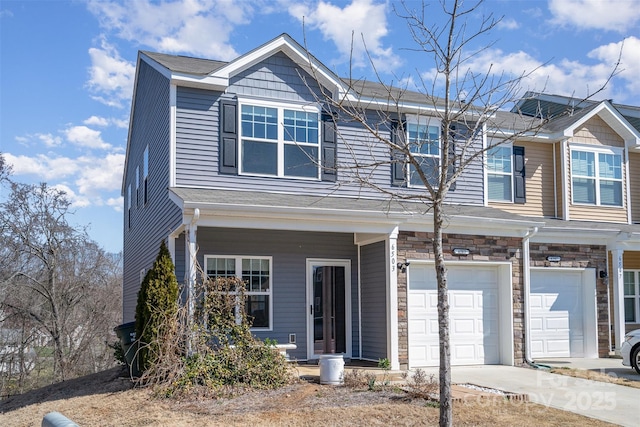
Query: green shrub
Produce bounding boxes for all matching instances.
[134,240,179,373]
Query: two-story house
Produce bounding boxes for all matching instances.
[122,33,640,371]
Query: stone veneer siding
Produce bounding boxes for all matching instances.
[397,231,525,369]
[529,243,609,357]
[396,233,609,369]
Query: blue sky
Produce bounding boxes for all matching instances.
[1,0,639,253]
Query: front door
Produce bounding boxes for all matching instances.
[307,259,351,359]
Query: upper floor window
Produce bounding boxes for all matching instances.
[407,117,440,187]
[487,143,513,202]
[143,145,149,205]
[571,147,622,207]
[486,140,526,204]
[127,184,131,229]
[240,101,319,179]
[135,166,140,208]
[623,271,640,323]
[205,255,272,330]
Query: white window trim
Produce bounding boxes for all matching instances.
[486,139,514,203]
[570,144,623,207]
[623,270,640,324]
[237,97,321,181]
[405,115,441,188]
[204,255,273,331]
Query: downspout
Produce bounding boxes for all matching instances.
[553,141,558,218]
[522,226,548,368]
[357,244,363,360]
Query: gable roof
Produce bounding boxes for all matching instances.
[142,51,226,75]
[514,91,640,134]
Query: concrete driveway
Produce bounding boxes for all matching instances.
[421,361,639,427]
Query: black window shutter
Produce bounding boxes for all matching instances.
[219,98,238,175]
[391,120,406,187]
[513,146,526,203]
[321,113,337,182]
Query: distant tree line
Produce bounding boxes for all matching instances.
[0,152,122,397]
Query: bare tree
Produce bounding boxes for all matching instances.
[0,181,122,389]
[303,1,619,425]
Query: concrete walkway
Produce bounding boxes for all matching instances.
[421,363,639,427]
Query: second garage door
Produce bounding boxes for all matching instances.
[529,269,597,358]
[408,264,501,367]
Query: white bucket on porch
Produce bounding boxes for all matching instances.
[319,354,344,385]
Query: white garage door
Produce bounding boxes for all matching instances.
[529,269,585,358]
[408,264,500,367]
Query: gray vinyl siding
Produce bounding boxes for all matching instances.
[122,60,182,322]
[173,52,485,205]
[360,241,388,360]
[195,227,359,361]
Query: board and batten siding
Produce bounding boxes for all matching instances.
[360,241,388,361]
[490,141,557,217]
[195,227,360,360]
[123,60,183,322]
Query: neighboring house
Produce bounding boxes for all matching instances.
[121,33,640,370]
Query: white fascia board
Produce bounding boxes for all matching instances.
[487,127,556,142]
[560,102,640,146]
[185,206,401,234]
[184,201,409,221]
[400,213,543,237]
[171,74,228,91]
[532,226,620,245]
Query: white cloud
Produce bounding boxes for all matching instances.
[75,153,125,197]
[51,184,92,208]
[87,38,136,108]
[38,133,63,147]
[497,18,519,30]
[84,115,109,127]
[4,153,79,181]
[588,36,640,99]
[548,0,640,32]
[429,46,627,104]
[4,151,125,208]
[84,115,129,128]
[86,0,248,60]
[64,125,112,150]
[107,196,123,212]
[289,0,402,73]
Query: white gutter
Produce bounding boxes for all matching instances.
[522,226,539,365]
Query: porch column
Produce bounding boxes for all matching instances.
[186,209,199,354]
[612,249,625,353]
[386,227,400,370]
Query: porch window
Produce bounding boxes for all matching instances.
[571,148,622,207]
[623,271,640,323]
[205,256,272,329]
[407,117,440,187]
[240,101,319,179]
